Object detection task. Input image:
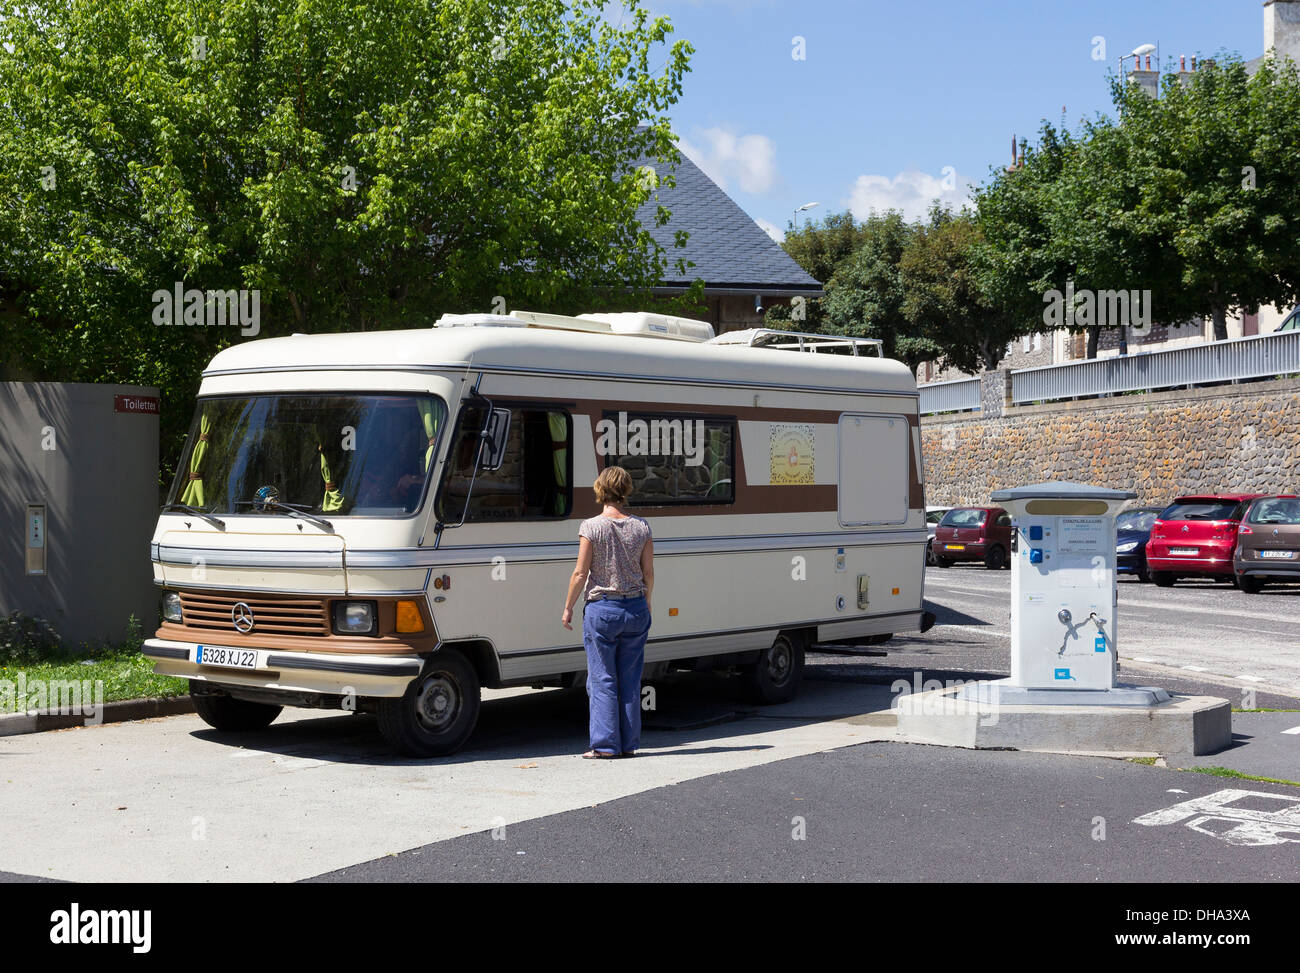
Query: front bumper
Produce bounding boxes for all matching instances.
[143,638,422,698]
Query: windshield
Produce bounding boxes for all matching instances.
[167,393,447,517]
[940,508,986,528]
[1247,497,1300,525]
[1117,510,1159,532]
[1159,500,1239,522]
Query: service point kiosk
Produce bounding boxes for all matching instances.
[955,481,1171,707]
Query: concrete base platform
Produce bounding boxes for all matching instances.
[895,681,1232,755]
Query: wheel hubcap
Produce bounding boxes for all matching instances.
[415,672,461,731]
[766,643,791,684]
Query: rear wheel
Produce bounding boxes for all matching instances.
[378,650,481,757]
[191,684,281,732]
[1237,575,1265,594]
[741,633,805,704]
[984,545,1007,570]
[1151,571,1176,588]
[934,555,953,568]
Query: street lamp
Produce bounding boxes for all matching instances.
[793,201,819,228]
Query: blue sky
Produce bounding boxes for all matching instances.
[627,0,1264,239]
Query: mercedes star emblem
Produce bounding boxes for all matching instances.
[231,602,256,633]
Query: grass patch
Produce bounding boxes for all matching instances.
[1182,766,1300,788]
[1235,708,1300,713]
[0,613,188,705]
[1128,756,1159,766]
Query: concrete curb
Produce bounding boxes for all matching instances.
[0,696,194,737]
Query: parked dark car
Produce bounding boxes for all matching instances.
[1115,506,1163,582]
[1146,493,1265,587]
[925,505,952,566]
[1233,495,1300,593]
[932,506,1013,569]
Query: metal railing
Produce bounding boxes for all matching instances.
[1010,329,1300,405]
[918,377,981,414]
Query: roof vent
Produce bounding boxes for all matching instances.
[433,309,715,342]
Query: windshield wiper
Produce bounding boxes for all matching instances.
[263,502,335,533]
[161,503,226,531]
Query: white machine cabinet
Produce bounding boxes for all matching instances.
[991,482,1136,692]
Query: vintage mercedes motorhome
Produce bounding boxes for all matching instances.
[144,310,934,755]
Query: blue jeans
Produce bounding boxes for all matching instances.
[582,595,651,754]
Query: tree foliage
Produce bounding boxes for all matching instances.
[0,0,693,468]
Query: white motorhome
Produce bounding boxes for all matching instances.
[144,311,934,755]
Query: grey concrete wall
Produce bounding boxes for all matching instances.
[0,383,160,646]
[921,377,1300,507]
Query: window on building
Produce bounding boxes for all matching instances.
[1033,332,1043,351]
[436,403,572,521]
[600,413,735,505]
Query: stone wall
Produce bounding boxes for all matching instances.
[921,377,1300,507]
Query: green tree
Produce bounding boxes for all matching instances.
[0,0,693,471]
[763,210,867,331]
[820,211,938,367]
[900,205,1025,373]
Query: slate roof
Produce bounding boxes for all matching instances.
[633,148,823,295]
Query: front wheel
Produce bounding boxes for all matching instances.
[925,540,937,566]
[378,650,481,757]
[1150,571,1176,588]
[741,633,805,704]
[191,684,281,732]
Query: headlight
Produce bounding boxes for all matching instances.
[332,600,378,636]
[162,592,183,623]
[1116,541,1139,553]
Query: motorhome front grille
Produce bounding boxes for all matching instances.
[178,593,330,636]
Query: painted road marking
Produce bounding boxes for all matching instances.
[1282,726,1300,736]
[1134,789,1300,847]
[1240,676,1265,682]
[1133,657,1158,663]
[1182,666,1209,672]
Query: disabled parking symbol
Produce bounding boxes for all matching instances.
[1133,788,1300,847]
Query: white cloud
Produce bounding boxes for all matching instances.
[846,168,973,223]
[677,127,778,196]
[754,217,784,243]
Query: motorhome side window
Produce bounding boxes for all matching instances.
[437,404,573,521]
[600,412,735,505]
[167,393,447,517]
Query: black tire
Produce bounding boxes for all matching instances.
[934,555,953,568]
[925,540,936,566]
[1136,564,1150,583]
[984,545,1007,570]
[191,685,281,732]
[1151,571,1176,588]
[378,649,481,757]
[741,633,805,704]
[1237,575,1265,594]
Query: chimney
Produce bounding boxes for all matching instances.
[1126,63,1159,98]
[1177,53,1194,87]
[1265,0,1300,65]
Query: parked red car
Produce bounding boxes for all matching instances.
[1146,493,1265,588]
[932,506,1013,570]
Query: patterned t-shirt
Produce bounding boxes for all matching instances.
[579,514,652,602]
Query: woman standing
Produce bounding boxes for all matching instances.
[562,466,654,759]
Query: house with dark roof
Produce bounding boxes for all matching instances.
[635,147,822,334]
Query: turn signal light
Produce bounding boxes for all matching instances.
[395,600,425,634]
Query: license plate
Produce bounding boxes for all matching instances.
[945,544,966,551]
[195,645,259,670]
[1169,547,1198,556]
[1260,550,1295,559]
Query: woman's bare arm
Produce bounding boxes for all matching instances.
[562,536,594,629]
[640,535,655,612]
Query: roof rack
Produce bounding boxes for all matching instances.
[707,328,884,357]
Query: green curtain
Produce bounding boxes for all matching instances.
[179,409,211,507]
[548,412,568,514]
[318,442,345,513]
[419,399,440,473]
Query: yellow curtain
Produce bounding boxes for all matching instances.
[419,399,439,473]
[548,412,567,514]
[179,409,211,507]
[318,443,345,513]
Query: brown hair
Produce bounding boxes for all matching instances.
[594,466,633,505]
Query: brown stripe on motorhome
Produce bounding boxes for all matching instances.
[484,392,923,518]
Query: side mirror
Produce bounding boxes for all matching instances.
[479,407,511,472]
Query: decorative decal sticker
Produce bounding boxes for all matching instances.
[770,423,815,485]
